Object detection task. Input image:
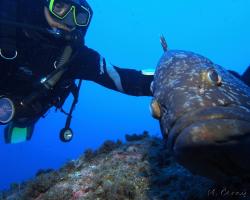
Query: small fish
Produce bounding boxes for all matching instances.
[160,35,168,52]
[150,49,250,181]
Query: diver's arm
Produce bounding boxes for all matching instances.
[109,66,154,96]
[70,45,154,96]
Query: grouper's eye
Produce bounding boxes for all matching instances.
[207,69,222,86]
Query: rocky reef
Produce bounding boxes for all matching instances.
[1,131,250,200]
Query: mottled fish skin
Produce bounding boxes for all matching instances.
[151,50,250,181]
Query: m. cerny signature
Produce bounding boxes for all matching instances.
[208,187,248,198]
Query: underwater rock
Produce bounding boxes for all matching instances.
[125,131,149,142]
[1,132,250,200]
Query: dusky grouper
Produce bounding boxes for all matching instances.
[150,49,250,181]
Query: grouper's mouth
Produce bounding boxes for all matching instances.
[167,105,250,151]
[165,105,250,180]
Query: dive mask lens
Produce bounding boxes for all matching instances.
[0,97,15,124]
[74,6,91,26]
[50,0,72,18]
[49,0,91,27]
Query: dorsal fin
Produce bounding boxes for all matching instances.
[241,66,250,87]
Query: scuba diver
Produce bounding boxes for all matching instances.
[1,0,249,144]
[0,0,154,143]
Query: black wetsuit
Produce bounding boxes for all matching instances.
[68,45,153,96]
[0,26,154,127]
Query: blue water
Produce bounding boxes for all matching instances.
[0,0,250,190]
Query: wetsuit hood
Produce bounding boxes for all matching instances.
[0,0,90,47]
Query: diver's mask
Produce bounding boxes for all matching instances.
[47,0,91,29]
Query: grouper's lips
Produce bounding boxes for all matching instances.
[167,105,250,151]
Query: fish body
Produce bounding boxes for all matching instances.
[151,50,250,181]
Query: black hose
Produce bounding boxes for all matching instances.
[65,79,82,129]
